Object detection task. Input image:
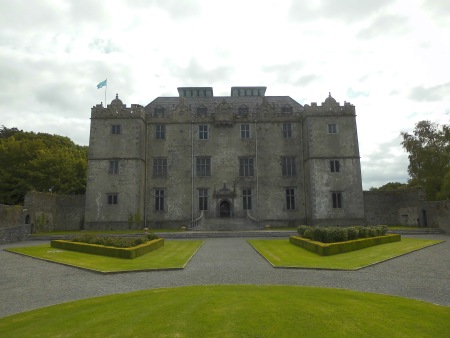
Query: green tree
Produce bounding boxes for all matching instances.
[401,120,450,200]
[0,128,88,205]
[369,182,408,191]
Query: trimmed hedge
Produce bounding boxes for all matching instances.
[289,234,401,256]
[51,238,164,259]
[297,225,389,243]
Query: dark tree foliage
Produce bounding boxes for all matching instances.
[369,182,409,191]
[0,127,88,205]
[401,120,450,200]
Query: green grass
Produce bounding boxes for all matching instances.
[0,285,449,337]
[5,240,203,273]
[248,238,443,270]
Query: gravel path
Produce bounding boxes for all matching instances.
[1,234,449,318]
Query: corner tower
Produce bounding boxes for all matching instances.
[302,94,365,225]
[84,95,146,229]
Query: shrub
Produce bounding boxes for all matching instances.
[347,227,359,240]
[71,234,159,248]
[358,227,368,238]
[297,225,309,237]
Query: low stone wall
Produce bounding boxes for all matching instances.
[0,225,31,243]
[24,192,85,232]
[363,189,425,226]
[423,200,450,233]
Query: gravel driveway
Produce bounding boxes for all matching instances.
[1,234,449,318]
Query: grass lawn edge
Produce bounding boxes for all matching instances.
[247,239,445,270]
[4,241,204,274]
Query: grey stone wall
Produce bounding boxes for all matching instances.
[24,192,85,232]
[364,188,425,226]
[0,225,31,243]
[422,200,450,233]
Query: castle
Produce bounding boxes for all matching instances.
[84,87,365,230]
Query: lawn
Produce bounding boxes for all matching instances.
[0,285,449,337]
[248,238,443,270]
[5,240,203,273]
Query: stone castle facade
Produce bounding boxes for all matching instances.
[84,86,365,230]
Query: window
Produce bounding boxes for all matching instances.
[285,188,296,210]
[328,123,338,134]
[238,106,249,115]
[330,160,340,173]
[332,192,343,209]
[154,189,165,211]
[156,125,165,139]
[108,160,119,174]
[243,189,252,210]
[196,157,211,177]
[239,158,254,177]
[196,106,207,116]
[111,125,121,134]
[199,125,209,139]
[198,188,208,211]
[282,123,292,138]
[107,193,118,205]
[281,157,296,176]
[154,106,165,116]
[153,158,167,177]
[282,105,293,113]
[240,124,250,138]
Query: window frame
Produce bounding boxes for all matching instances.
[281,157,296,177]
[282,123,292,138]
[154,189,165,211]
[152,158,168,177]
[196,157,211,177]
[108,160,119,174]
[198,125,209,140]
[107,193,118,205]
[330,160,340,173]
[328,123,338,134]
[155,125,165,140]
[332,192,343,209]
[285,188,296,210]
[111,125,121,135]
[240,124,250,139]
[198,188,208,211]
[239,157,254,177]
[242,188,253,210]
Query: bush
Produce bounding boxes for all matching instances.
[72,234,159,248]
[298,225,390,243]
[347,227,359,240]
[297,225,309,237]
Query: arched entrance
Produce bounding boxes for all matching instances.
[219,200,231,218]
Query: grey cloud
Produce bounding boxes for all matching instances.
[409,82,450,102]
[294,74,319,86]
[126,0,201,19]
[347,88,369,98]
[422,0,450,26]
[262,62,306,84]
[289,0,391,23]
[89,39,122,54]
[357,14,409,39]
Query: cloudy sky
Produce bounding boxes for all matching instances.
[1,0,449,189]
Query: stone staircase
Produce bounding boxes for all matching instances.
[191,217,260,231]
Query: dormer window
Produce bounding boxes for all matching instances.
[154,106,165,116]
[196,106,208,116]
[238,105,249,115]
[281,105,293,113]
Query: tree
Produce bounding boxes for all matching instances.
[0,128,88,205]
[369,182,408,191]
[401,120,450,200]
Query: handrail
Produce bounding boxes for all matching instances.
[190,211,204,229]
[246,210,261,228]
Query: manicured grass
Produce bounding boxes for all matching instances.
[5,240,203,273]
[1,285,449,337]
[249,238,443,270]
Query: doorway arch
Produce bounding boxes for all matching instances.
[219,200,231,218]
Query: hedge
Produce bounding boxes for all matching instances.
[289,234,401,256]
[51,238,164,259]
[297,225,389,243]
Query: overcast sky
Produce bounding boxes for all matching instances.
[1,0,449,189]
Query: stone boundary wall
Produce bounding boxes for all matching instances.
[363,188,425,226]
[24,192,85,232]
[0,225,31,243]
[0,204,27,228]
[422,200,450,233]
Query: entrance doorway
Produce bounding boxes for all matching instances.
[219,200,231,218]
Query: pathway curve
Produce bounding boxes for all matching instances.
[1,235,449,318]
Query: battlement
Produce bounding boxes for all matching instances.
[304,93,355,116]
[91,94,146,119]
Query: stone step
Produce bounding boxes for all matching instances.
[191,218,260,231]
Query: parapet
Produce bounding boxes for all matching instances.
[91,94,145,119]
[303,93,355,116]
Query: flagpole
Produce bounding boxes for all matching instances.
[105,78,107,106]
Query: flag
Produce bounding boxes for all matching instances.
[97,79,107,89]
